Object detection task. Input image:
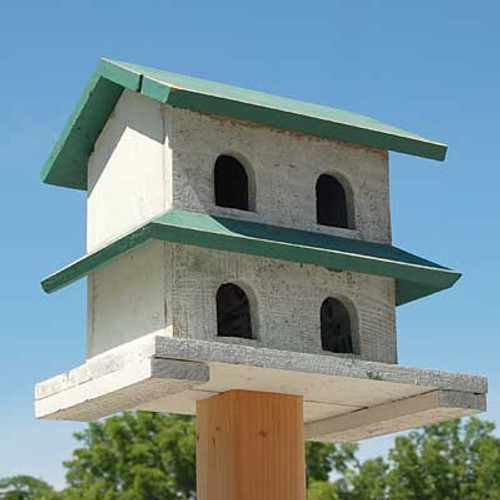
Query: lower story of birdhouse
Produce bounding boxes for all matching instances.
[87,241,397,364]
[38,241,485,441]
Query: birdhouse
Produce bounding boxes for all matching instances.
[36,59,486,442]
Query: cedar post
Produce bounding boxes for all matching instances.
[196,390,306,500]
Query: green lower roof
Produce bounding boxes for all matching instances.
[41,210,460,306]
[41,58,447,190]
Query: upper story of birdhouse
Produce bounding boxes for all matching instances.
[85,89,392,252]
[42,59,448,253]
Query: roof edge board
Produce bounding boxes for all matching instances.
[41,59,142,190]
[40,211,460,305]
[106,58,447,159]
[141,76,171,102]
[148,219,459,288]
[165,88,447,161]
[99,58,143,89]
[107,59,445,146]
[41,58,448,190]
[41,225,153,294]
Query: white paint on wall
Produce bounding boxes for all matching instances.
[87,242,170,358]
[87,90,171,251]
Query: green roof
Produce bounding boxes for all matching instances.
[41,210,460,306]
[42,58,447,191]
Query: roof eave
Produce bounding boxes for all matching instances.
[40,211,461,306]
[41,59,448,191]
[40,59,142,189]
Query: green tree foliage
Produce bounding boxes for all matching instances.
[335,417,500,500]
[308,480,340,500]
[346,457,389,500]
[0,475,61,500]
[385,418,500,500]
[306,441,357,485]
[63,412,197,500]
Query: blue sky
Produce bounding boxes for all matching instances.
[1,0,499,487]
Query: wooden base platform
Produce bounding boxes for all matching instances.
[35,335,487,442]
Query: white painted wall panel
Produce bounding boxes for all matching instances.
[87,91,171,251]
[87,242,169,358]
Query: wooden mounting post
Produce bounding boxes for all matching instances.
[196,390,306,500]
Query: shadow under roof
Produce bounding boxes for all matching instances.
[41,58,447,191]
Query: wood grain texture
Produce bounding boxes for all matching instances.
[196,390,306,500]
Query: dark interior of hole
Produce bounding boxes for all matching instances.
[320,297,353,354]
[316,174,349,228]
[214,155,249,210]
[216,283,253,339]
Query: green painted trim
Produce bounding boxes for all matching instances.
[41,210,460,305]
[41,60,142,189]
[42,58,448,190]
[167,90,446,162]
[41,225,153,294]
[141,76,171,102]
